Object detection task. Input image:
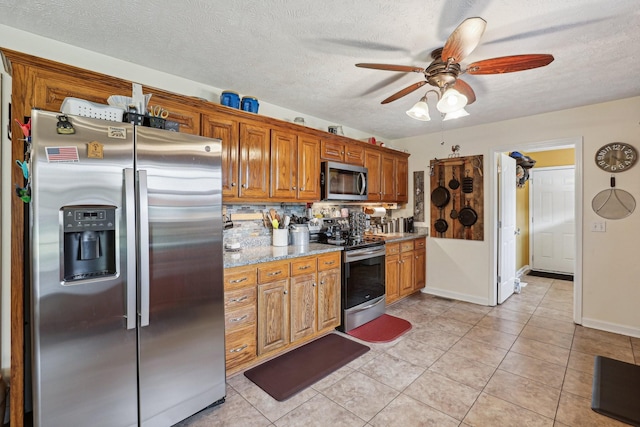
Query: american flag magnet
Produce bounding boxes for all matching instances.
[45,146,79,163]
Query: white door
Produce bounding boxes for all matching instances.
[498,153,517,304]
[530,167,575,274]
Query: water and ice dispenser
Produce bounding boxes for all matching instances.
[62,206,117,281]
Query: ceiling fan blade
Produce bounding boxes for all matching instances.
[441,17,487,63]
[453,79,476,105]
[466,54,554,74]
[356,63,424,73]
[381,81,427,104]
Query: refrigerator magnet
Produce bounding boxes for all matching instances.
[108,126,127,139]
[87,141,104,159]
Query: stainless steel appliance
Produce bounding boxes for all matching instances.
[340,240,386,332]
[29,110,225,427]
[320,161,368,201]
[319,221,386,332]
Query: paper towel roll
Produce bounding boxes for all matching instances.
[364,207,386,217]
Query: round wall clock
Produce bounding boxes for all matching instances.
[594,142,637,172]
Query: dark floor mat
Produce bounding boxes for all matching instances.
[527,270,574,281]
[244,333,369,401]
[591,355,640,426]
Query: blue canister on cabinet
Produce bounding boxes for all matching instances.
[220,91,240,109]
[241,96,259,113]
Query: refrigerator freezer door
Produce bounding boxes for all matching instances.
[135,126,225,426]
[30,111,138,427]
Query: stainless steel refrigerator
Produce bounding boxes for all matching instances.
[29,110,226,426]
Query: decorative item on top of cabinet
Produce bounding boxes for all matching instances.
[430,156,484,240]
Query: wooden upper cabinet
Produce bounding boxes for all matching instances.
[396,156,409,203]
[320,139,345,162]
[270,129,298,200]
[239,122,270,199]
[321,138,365,166]
[297,134,321,201]
[344,144,365,166]
[271,130,320,201]
[364,148,382,201]
[202,114,240,199]
[140,90,200,134]
[30,68,200,134]
[381,153,397,202]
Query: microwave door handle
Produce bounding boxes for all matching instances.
[358,172,367,195]
[124,168,137,330]
[138,170,150,327]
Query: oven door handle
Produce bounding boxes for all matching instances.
[349,296,385,312]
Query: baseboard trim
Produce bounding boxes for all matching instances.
[581,317,640,339]
[421,287,490,306]
[517,265,530,278]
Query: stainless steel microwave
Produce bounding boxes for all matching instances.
[320,161,368,201]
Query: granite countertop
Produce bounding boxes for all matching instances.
[224,243,343,268]
[223,229,429,269]
[371,229,429,243]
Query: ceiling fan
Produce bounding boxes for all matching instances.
[356,17,554,118]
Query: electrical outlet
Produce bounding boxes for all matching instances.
[591,221,606,232]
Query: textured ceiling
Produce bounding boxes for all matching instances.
[1,0,639,140]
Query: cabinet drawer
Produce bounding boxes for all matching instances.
[414,237,426,249]
[317,252,341,271]
[225,305,257,332]
[225,287,256,311]
[386,243,400,255]
[225,325,257,370]
[258,262,290,283]
[224,265,257,290]
[291,257,317,276]
[344,145,365,166]
[400,240,415,252]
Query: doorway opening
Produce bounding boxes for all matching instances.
[490,137,583,325]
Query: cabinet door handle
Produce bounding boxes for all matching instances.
[230,314,249,323]
[267,270,282,276]
[300,187,305,191]
[229,295,248,303]
[230,277,248,284]
[324,260,335,265]
[312,283,316,287]
[231,182,236,187]
[283,290,288,295]
[298,265,311,270]
[320,281,325,285]
[229,345,248,353]
[292,186,297,190]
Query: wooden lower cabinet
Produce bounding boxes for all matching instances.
[223,265,258,373]
[257,278,290,355]
[414,237,426,292]
[385,243,401,304]
[386,238,427,304]
[317,253,341,330]
[225,251,341,374]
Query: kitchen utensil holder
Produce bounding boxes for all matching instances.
[272,229,288,247]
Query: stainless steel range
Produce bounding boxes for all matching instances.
[319,214,386,332]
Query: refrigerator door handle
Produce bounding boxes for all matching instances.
[138,169,151,327]
[124,168,137,330]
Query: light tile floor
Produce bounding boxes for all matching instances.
[177,275,640,426]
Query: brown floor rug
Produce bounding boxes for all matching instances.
[591,355,640,426]
[244,333,369,401]
[347,314,412,343]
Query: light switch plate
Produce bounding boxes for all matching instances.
[591,221,606,232]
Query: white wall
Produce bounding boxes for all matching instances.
[0,24,382,373]
[393,97,640,337]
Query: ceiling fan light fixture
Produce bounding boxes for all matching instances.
[443,107,470,121]
[406,97,431,121]
[436,88,468,113]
